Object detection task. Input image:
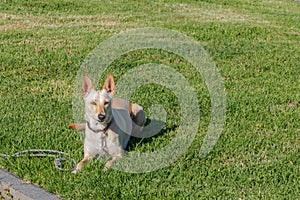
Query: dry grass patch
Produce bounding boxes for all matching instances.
[0,12,120,31]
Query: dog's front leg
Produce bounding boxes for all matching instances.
[72,153,92,174]
[103,154,122,171]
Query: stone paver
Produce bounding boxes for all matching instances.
[0,168,59,200]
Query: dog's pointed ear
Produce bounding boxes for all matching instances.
[82,75,94,97]
[103,74,115,96]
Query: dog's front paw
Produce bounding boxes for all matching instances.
[102,166,108,172]
[71,164,83,174]
[103,160,113,172]
[71,167,82,174]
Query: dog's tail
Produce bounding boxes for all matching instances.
[68,123,85,131]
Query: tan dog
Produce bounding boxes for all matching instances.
[69,74,145,173]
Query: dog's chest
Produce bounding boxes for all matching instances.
[84,127,108,157]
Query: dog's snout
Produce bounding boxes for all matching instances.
[98,113,105,121]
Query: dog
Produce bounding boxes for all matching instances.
[69,74,145,173]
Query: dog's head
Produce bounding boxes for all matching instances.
[82,74,115,124]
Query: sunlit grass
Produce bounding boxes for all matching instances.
[0,0,299,199]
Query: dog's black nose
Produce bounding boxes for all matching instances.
[98,114,105,121]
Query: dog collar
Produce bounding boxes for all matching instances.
[86,120,112,134]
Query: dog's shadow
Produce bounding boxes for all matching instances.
[126,118,176,151]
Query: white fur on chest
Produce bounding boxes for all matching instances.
[84,125,108,158]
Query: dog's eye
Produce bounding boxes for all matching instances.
[90,101,97,106]
[104,101,110,107]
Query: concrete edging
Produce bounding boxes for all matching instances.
[0,168,59,200]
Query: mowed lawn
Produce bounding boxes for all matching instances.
[0,0,299,199]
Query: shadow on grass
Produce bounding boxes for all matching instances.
[127,118,177,151]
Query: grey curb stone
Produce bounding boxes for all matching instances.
[0,168,59,200]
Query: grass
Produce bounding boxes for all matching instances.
[0,0,299,199]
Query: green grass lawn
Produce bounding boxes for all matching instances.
[1,0,299,199]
